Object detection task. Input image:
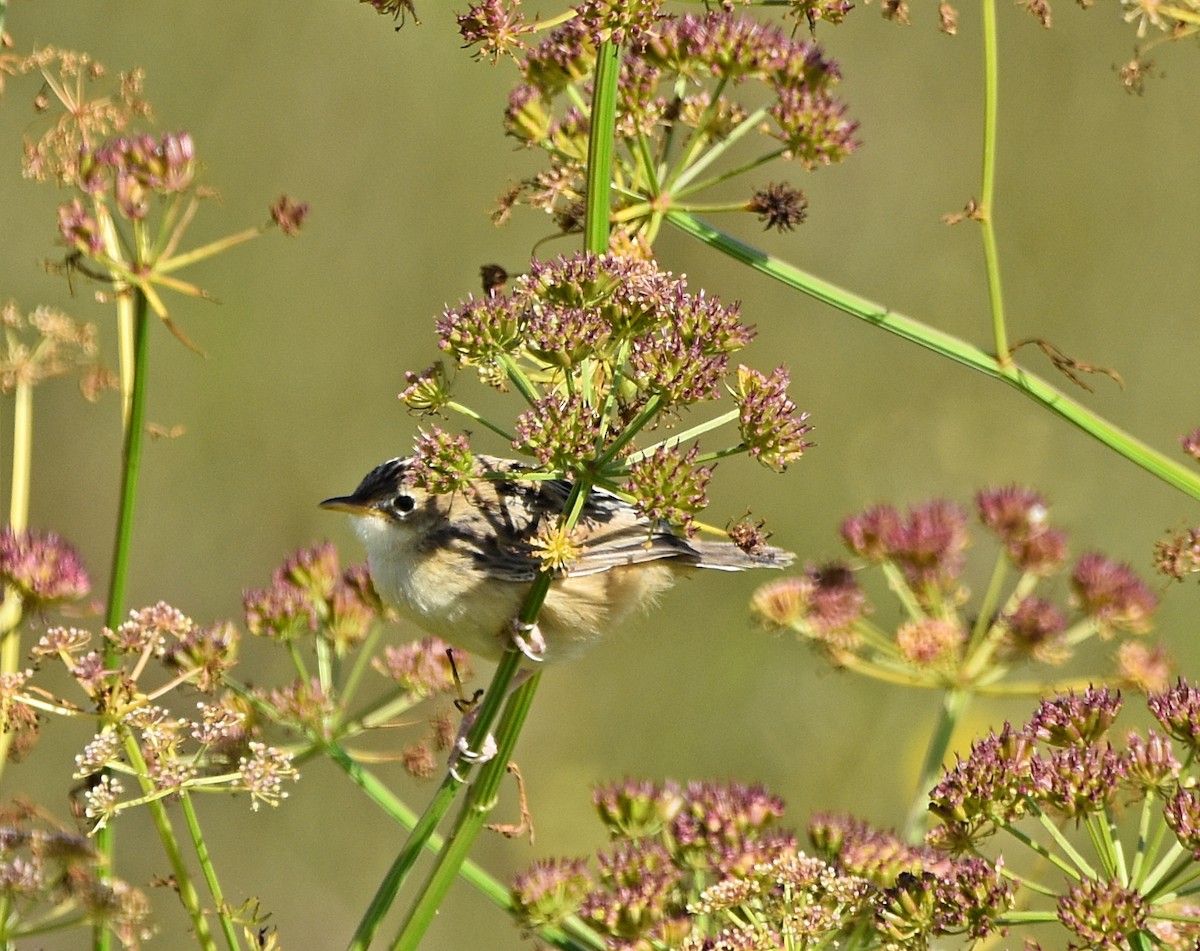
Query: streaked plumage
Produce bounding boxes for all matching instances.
[322,455,793,660]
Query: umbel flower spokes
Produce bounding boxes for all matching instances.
[405,251,811,541]
[510,686,1200,950]
[752,485,1167,696]
[462,3,860,244]
[924,683,1200,949]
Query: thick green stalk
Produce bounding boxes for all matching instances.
[331,740,618,951]
[584,41,620,252]
[8,379,31,533]
[94,290,151,951]
[667,211,1200,501]
[389,674,540,951]
[105,290,152,635]
[903,687,969,842]
[123,739,218,950]
[325,745,513,901]
[345,647,525,951]
[180,792,240,951]
[0,378,33,777]
[355,38,622,951]
[979,0,1009,363]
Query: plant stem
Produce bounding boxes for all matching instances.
[105,290,152,636]
[356,37,622,951]
[345,651,525,951]
[668,211,1200,502]
[584,41,620,252]
[389,673,540,951]
[326,743,526,914]
[8,379,31,533]
[0,377,33,777]
[978,0,1009,364]
[124,739,218,950]
[180,792,241,950]
[94,289,151,951]
[903,687,968,842]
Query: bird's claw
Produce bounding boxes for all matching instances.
[509,619,546,662]
[449,716,498,783]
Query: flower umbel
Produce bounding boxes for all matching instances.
[489,8,858,245]
[757,486,1167,698]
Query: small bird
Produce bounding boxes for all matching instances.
[321,455,794,661]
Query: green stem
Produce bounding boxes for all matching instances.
[9,379,31,533]
[1002,815,1087,880]
[326,740,592,947]
[446,401,516,443]
[356,38,622,951]
[903,688,968,842]
[661,77,734,195]
[979,0,1009,363]
[593,393,663,469]
[967,550,1008,650]
[345,651,525,951]
[389,674,540,951]
[584,41,620,253]
[624,409,740,464]
[1032,804,1099,878]
[124,739,218,951]
[0,377,33,778]
[180,791,241,951]
[667,211,1200,501]
[672,146,787,203]
[94,289,152,951]
[105,290,152,636]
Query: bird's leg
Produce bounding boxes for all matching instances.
[448,715,499,783]
[447,639,537,781]
[508,619,546,662]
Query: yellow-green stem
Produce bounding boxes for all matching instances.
[95,290,152,951]
[180,791,240,951]
[668,211,1200,502]
[105,290,152,638]
[0,378,33,777]
[903,687,969,842]
[979,0,1009,364]
[123,739,218,951]
[9,379,31,533]
[389,673,540,951]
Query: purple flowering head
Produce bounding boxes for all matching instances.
[0,528,90,606]
[733,365,813,472]
[1056,878,1148,948]
[842,500,968,601]
[748,183,809,232]
[976,485,1068,574]
[1071,552,1158,634]
[244,543,379,649]
[1148,678,1200,752]
[928,723,1034,837]
[751,563,866,645]
[1181,427,1200,462]
[625,444,711,534]
[491,8,857,236]
[1025,686,1123,747]
[414,251,809,548]
[57,199,105,255]
[372,637,470,698]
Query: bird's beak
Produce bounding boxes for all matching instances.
[319,495,372,515]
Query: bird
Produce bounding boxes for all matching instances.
[321,455,794,662]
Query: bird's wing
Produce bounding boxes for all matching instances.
[448,470,699,581]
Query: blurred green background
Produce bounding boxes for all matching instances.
[2,0,1199,947]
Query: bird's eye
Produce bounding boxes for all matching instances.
[392,493,416,515]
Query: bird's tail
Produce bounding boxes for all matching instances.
[687,540,795,571]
